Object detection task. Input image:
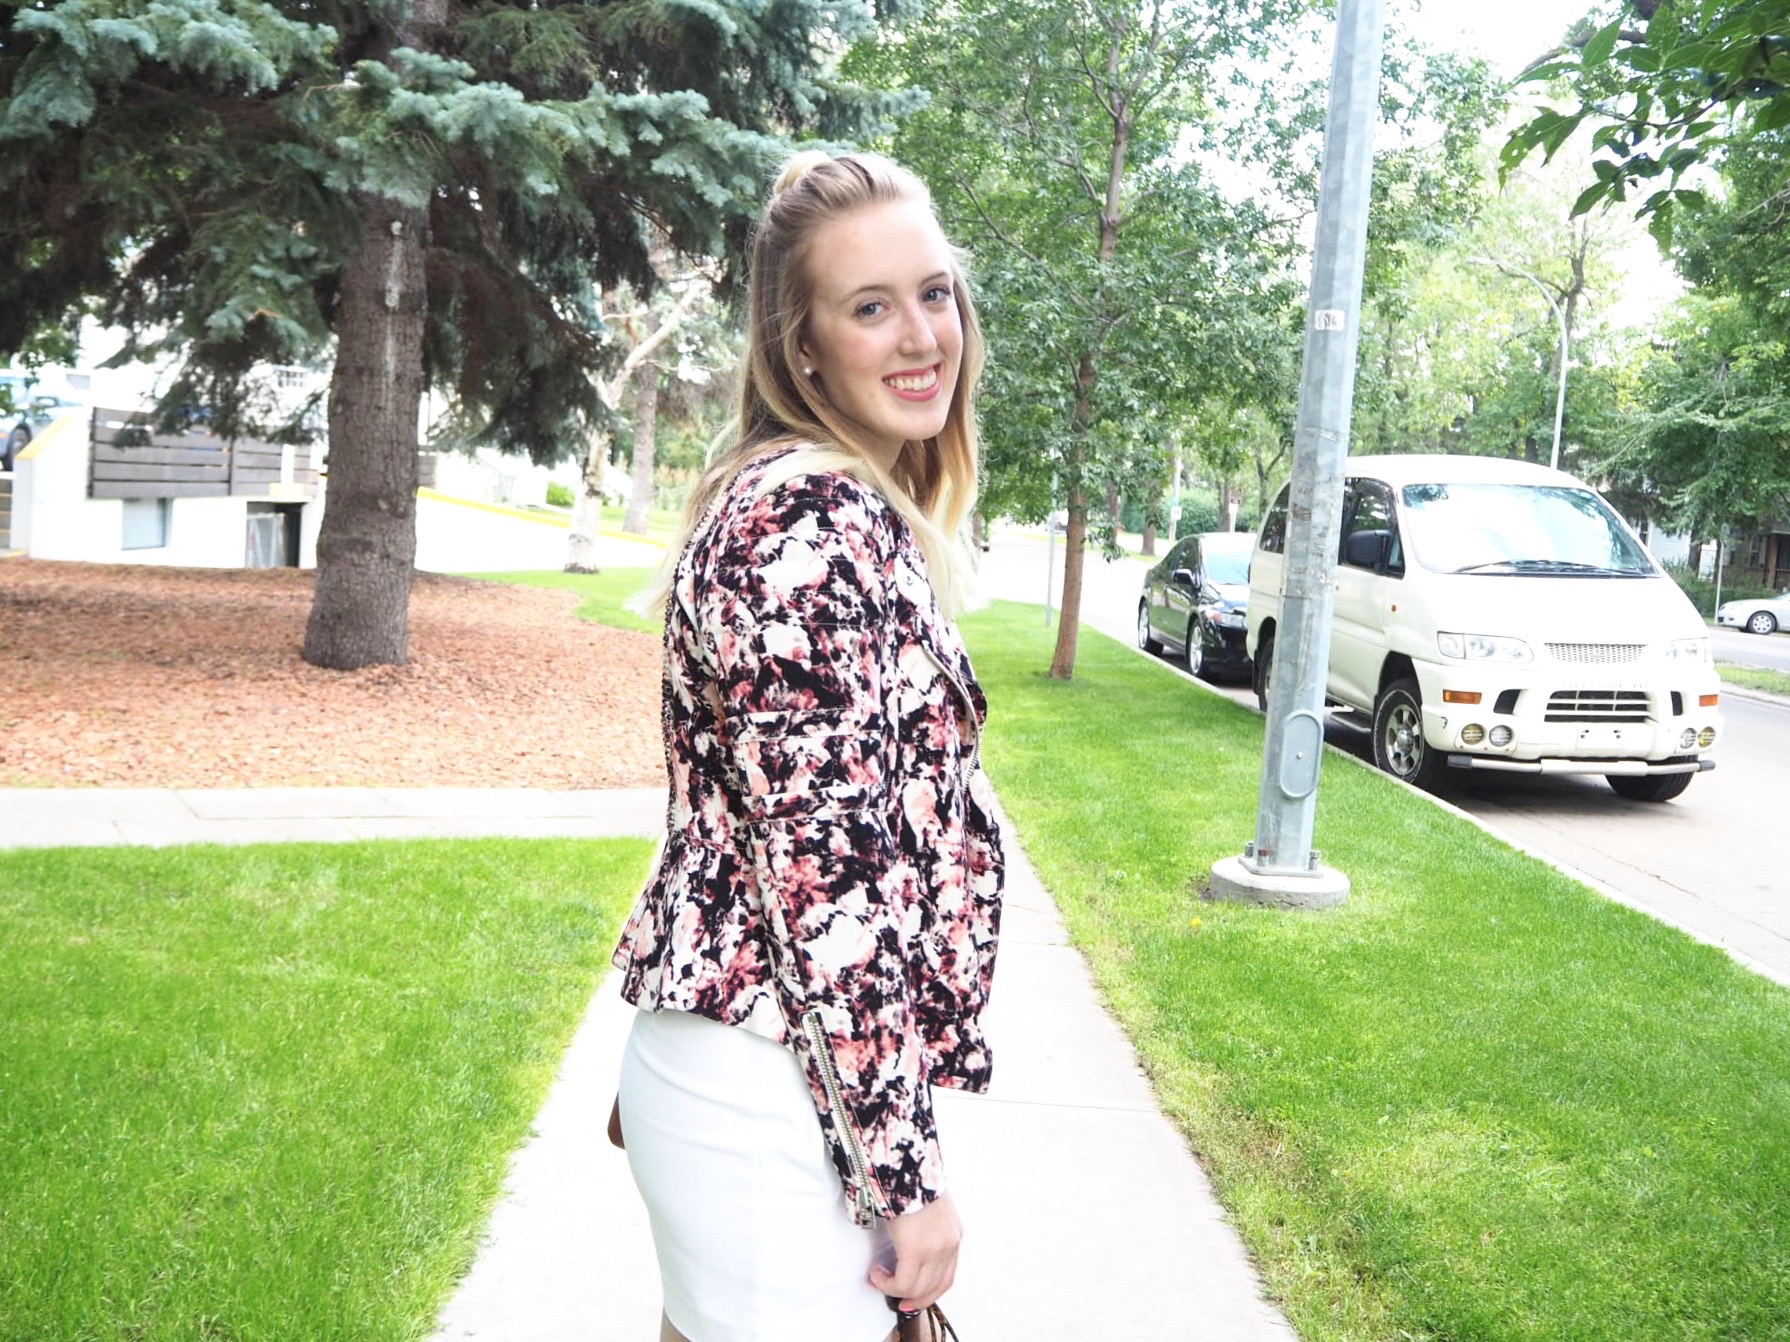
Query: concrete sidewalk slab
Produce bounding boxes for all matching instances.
[0,786,669,850]
[431,805,1295,1342]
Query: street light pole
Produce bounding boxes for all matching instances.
[1471,256,1569,471]
[1208,0,1383,910]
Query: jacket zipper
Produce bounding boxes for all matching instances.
[803,1008,886,1224]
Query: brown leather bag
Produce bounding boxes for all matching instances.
[607,1094,624,1150]
[895,1304,961,1341]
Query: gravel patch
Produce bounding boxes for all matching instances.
[0,560,664,789]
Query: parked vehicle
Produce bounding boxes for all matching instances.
[1,373,84,471]
[1716,592,1790,635]
[1246,455,1722,802]
[1137,530,1255,680]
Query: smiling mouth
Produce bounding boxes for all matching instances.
[883,365,940,395]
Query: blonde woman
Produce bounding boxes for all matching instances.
[609,151,1005,1342]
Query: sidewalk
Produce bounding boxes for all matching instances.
[3,786,1297,1341]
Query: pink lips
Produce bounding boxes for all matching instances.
[883,364,942,402]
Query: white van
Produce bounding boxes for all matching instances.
[1246,454,1722,802]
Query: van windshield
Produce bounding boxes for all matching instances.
[1399,482,1656,577]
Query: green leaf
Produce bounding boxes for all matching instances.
[1570,181,1609,218]
[1582,20,1622,67]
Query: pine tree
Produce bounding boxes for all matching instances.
[0,0,912,666]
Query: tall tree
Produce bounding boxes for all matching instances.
[851,0,1303,678]
[1,0,908,666]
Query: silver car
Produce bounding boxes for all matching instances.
[1716,592,1790,635]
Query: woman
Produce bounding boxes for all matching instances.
[609,149,1005,1342]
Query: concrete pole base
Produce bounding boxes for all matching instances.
[1207,855,1350,909]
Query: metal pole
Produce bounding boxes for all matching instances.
[1470,257,1569,470]
[1714,534,1725,615]
[1210,0,1383,908]
[1168,450,1183,545]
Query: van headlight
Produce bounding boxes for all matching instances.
[1661,637,1711,664]
[1436,631,1532,662]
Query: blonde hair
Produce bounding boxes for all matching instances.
[639,150,986,619]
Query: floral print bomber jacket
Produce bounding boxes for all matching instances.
[611,446,1005,1225]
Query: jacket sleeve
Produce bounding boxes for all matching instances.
[705,476,942,1224]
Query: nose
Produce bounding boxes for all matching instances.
[896,299,938,355]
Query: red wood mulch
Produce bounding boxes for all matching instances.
[0,559,665,789]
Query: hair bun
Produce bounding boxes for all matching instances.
[771,149,834,199]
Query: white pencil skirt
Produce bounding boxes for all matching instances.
[618,1007,897,1342]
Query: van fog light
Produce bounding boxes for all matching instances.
[1679,728,1697,750]
[1698,727,1716,748]
[1461,723,1486,745]
[1489,725,1513,747]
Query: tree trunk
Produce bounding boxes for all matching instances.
[302,190,428,669]
[1221,484,1240,531]
[1049,483,1087,681]
[565,434,609,573]
[1140,518,1156,556]
[623,360,658,535]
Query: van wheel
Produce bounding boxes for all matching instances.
[1252,626,1274,713]
[1373,678,1445,791]
[1137,601,1163,655]
[1607,772,1694,803]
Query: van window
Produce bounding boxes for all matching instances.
[1259,485,1290,554]
[1341,479,1404,576]
[1399,482,1656,576]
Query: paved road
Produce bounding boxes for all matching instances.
[1714,624,1790,671]
[978,525,1790,982]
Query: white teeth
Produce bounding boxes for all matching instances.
[885,370,938,392]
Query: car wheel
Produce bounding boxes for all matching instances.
[1185,618,1206,679]
[1746,610,1779,635]
[1252,626,1274,713]
[1372,677,1445,791]
[3,425,27,470]
[1137,601,1163,655]
[1607,771,1694,803]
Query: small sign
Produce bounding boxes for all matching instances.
[1312,309,1347,331]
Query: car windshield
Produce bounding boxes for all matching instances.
[1204,543,1252,585]
[1399,482,1656,577]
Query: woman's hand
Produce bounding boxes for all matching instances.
[868,1192,961,1313]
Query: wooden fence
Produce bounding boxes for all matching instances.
[88,409,321,501]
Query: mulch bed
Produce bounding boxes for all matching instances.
[0,559,665,789]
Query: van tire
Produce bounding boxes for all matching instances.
[1607,771,1694,803]
[1252,626,1274,713]
[1372,678,1445,791]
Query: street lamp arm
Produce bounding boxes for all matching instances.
[1468,255,1569,471]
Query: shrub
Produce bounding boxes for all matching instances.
[1662,562,1779,618]
[545,481,574,508]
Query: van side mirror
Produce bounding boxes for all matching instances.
[1345,529,1392,570]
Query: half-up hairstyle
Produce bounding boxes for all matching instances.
[643,150,986,618]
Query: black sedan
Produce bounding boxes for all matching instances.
[1136,530,1255,680]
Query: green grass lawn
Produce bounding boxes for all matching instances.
[0,837,653,1342]
[474,567,660,633]
[963,603,1790,1342]
[1719,660,1790,698]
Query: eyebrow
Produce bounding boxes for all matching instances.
[844,271,951,300]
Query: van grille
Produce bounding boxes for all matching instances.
[1546,642,1646,665]
[1545,690,1651,723]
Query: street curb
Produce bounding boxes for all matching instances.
[1719,682,1790,709]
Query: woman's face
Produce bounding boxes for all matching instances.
[798,198,963,468]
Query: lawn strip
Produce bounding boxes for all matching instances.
[1718,660,1790,699]
[963,602,1790,1342]
[476,567,659,633]
[0,837,652,1342]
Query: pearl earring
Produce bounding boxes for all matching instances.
[802,366,814,377]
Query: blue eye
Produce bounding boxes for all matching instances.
[925,285,954,303]
[856,300,887,318]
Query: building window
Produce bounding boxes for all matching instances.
[121,498,171,550]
